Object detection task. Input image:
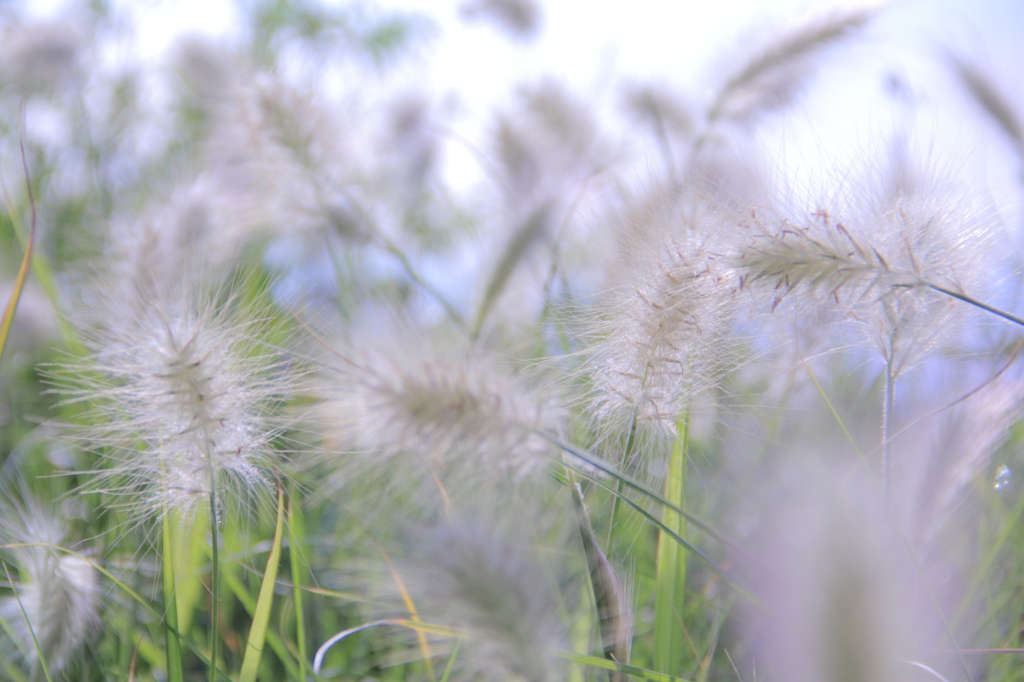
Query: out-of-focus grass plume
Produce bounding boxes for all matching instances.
[1,1,1023,681]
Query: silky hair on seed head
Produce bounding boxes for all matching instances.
[404,520,564,682]
[318,315,564,486]
[0,489,100,677]
[51,278,291,526]
[738,187,998,377]
[585,210,742,442]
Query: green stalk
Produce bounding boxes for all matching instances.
[606,409,639,547]
[238,484,286,682]
[882,359,895,504]
[2,561,52,682]
[207,486,220,682]
[288,483,308,682]
[653,413,688,675]
[162,511,184,682]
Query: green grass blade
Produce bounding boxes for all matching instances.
[2,561,53,682]
[0,221,31,366]
[288,483,308,682]
[239,483,286,682]
[223,566,301,680]
[569,475,632,675]
[654,414,688,675]
[558,650,693,682]
[545,435,739,548]
[439,640,460,682]
[163,512,185,682]
[0,163,34,367]
[563,464,763,608]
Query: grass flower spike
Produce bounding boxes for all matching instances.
[589,220,740,439]
[0,491,100,678]
[410,521,563,682]
[54,284,290,524]
[321,321,562,482]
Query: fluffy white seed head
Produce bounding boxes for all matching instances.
[320,322,563,482]
[0,493,99,676]
[0,22,82,93]
[738,191,996,376]
[406,521,563,682]
[742,467,921,682]
[587,220,741,438]
[55,288,290,523]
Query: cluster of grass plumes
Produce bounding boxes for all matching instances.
[5,1,1024,682]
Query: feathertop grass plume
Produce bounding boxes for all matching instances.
[588,220,741,438]
[744,468,912,682]
[460,0,541,40]
[949,55,1024,157]
[53,280,290,524]
[738,192,995,375]
[103,178,265,309]
[409,520,563,682]
[321,321,562,481]
[0,491,99,677]
[0,21,82,93]
[707,8,873,124]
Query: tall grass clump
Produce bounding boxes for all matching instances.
[4,2,1024,681]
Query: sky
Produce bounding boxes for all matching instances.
[19,0,1024,211]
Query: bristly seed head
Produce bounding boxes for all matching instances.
[0,492,100,676]
[52,288,290,524]
[737,193,996,375]
[588,229,741,438]
[409,520,563,682]
[320,322,563,481]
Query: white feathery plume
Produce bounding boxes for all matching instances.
[738,192,996,376]
[587,214,741,439]
[52,282,290,524]
[0,21,82,93]
[0,491,99,677]
[407,521,563,682]
[743,465,927,682]
[320,320,563,481]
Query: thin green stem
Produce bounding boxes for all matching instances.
[162,511,184,682]
[288,483,308,682]
[607,409,639,547]
[928,284,1024,329]
[207,485,220,682]
[882,359,895,504]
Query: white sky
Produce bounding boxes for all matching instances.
[22,0,1024,209]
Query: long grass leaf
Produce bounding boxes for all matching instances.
[544,435,740,549]
[313,619,460,674]
[558,650,693,682]
[562,464,762,607]
[239,483,286,682]
[0,109,37,367]
[2,561,53,682]
[162,511,184,682]
[653,414,688,674]
[439,640,460,682]
[223,567,301,680]
[569,475,632,678]
[288,483,308,682]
